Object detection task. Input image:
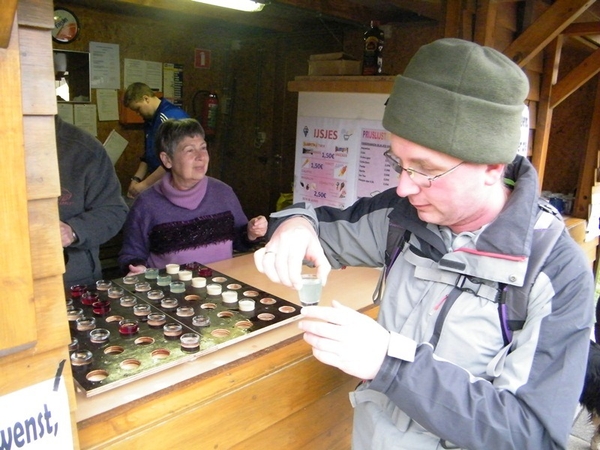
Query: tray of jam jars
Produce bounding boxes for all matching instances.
[66,262,302,396]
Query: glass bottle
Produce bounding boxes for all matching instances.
[362,20,384,75]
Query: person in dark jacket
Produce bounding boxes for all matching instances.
[56,115,128,290]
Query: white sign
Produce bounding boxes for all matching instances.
[294,116,391,209]
[0,376,74,449]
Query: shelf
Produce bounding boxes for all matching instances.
[288,76,395,93]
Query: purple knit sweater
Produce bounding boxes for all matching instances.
[118,174,249,272]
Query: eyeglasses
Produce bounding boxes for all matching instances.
[383,149,465,188]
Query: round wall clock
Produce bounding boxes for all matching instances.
[52,8,80,44]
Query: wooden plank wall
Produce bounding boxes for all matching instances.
[0,0,80,446]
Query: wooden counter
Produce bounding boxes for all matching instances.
[76,254,381,449]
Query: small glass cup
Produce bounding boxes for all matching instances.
[166,264,180,275]
[70,284,88,299]
[135,282,151,292]
[89,328,110,344]
[92,299,111,316]
[157,274,172,286]
[145,267,159,280]
[122,275,139,285]
[169,281,186,294]
[239,299,256,312]
[298,274,323,306]
[163,322,183,339]
[180,333,200,352]
[206,283,222,296]
[221,290,238,305]
[95,279,112,291]
[178,270,192,281]
[161,297,179,310]
[80,291,99,306]
[118,319,139,336]
[191,277,207,288]
[70,350,93,366]
[147,312,167,327]
[107,286,125,298]
[67,308,84,322]
[133,303,152,320]
[120,295,137,307]
[76,316,96,332]
[192,314,210,327]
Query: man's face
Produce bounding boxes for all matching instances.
[390,134,502,233]
[128,96,155,120]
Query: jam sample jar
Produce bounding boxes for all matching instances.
[70,284,88,299]
[206,284,222,296]
[89,328,111,344]
[118,319,139,336]
[169,281,186,294]
[92,299,111,316]
[178,270,192,281]
[166,264,180,275]
[180,333,200,352]
[95,279,113,291]
[157,275,172,286]
[80,291,99,306]
[120,295,137,307]
[147,312,167,328]
[163,323,183,339]
[192,277,207,288]
[192,314,210,327]
[107,286,125,298]
[70,350,93,367]
[133,304,152,320]
[161,297,178,310]
[122,275,139,285]
[198,267,213,278]
[76,316,96,332]
[221,290,238,305]
[145,267,159,280]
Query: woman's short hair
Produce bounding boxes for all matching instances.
[155,118,206,164]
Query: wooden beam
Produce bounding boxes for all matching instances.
[531,37,563,188]
[503,0,595,67]
[573,76,600,219]
[0,0,17,49]
[385,0,443,22]
[563,21,600,35]
[443,0,462,38]
[550,47,600,108]
[474,0,498,47]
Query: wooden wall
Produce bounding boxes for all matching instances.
[1,0,80,446]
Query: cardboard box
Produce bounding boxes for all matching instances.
[565,217,587,243]
[308,52,361,76]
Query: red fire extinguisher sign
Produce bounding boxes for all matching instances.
[194,48,211,69]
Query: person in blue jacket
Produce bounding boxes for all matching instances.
[123,82,189,199]
[255,39,595,449]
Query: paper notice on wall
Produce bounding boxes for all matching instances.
[96,89,119,121]
[294,117,392,209]
[0,376,74,449]
[74,104,98,137]
[103,129,129,165]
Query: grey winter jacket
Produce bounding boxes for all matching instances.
[56,116,128,289]
[270,156,594,449]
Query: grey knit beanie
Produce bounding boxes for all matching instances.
[382,38,529,164]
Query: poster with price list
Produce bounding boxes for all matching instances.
[294,117,394,209]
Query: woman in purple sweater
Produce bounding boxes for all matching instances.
[119,118,266,275]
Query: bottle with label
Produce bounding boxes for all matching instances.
[362,20,384,75]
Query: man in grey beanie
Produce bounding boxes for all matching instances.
[255,38,594,449]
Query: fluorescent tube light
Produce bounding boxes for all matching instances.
[192,0,266,12]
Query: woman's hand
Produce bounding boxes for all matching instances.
[127,264,146,276]
[247,215,268,241]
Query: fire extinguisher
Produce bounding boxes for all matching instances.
[201,91,219,138]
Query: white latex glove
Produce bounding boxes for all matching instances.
[254,216,331,290]
[298,300,390,380]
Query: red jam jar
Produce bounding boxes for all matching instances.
[70,284,88,299]
[81,291,99,306]
[118,319,139,336]
[198,267,213,278]
[92,299,111,316]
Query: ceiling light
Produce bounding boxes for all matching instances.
[191,0,266,12]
